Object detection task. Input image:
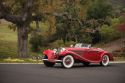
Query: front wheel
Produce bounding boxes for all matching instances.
[100,55,109,66]
[43,55,55,67]
[43,61,55,67]
[61,55,74,68]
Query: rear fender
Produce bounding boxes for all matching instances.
[100,52,114,61]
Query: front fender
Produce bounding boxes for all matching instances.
[43,49,55,60]
[59,50,76,56]
[59,50,90,62]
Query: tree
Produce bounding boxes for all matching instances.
[118,10,125,32]
[85,0,113,44]
[86,0,112,28]
[29,29,46,52]
[54,1,83,43]
[0,0,42,58]
[46,0,93,44]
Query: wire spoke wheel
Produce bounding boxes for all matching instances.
[100,55,109,66]
[61,55,74,68]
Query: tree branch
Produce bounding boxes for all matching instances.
[0,1,21,24]
[0,0,34,25]
[0,2,20,24]
[21,0,33,22]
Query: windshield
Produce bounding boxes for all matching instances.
[74,43,91,48]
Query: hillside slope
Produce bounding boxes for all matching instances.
[110,0,125,8]
[99,37,125,52]
[0,22,17,58]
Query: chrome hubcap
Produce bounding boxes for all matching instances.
[65,57,72,65]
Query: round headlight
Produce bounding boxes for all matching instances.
[60,48,66,52]
[53,48,57,53]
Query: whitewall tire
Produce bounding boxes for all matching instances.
[61,55,74,68]
[100,55,109,66]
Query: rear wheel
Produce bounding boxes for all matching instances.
[100,55,109,66]
[43,55,55,67]
[61,55,74,68]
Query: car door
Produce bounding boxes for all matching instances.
[83,48,100,62]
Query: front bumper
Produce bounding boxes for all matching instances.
[42,59,62,62]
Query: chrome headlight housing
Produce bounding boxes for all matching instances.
[60,48,66,52]
[53,48,57,54]
[53,47,66,54]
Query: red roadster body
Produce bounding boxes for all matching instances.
[42,43,113,68]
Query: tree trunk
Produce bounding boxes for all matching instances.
[17,26,28,58]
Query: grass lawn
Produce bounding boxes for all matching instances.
[0,58,42,63]
[0,23,17,58]
[0,21,39,58]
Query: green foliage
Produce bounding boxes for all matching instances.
[111,17,121,26]
[82,34,92,43]
[50,40,76,48]
[100,25,121,43]
[87,0,112,20]
[80,0,89,5]
[85,0,113,30]
[55,3,82,43]
[29,29,46,53]
[84,0,114,44]
[49,40,65,48]
[2,0,42,15]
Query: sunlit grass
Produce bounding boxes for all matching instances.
[0,23,17,58]
[0,24,17,42]
[0,58,42,63]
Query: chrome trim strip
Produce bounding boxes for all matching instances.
[42,59,48,61]
[42,59,62,62]
[55,60,62,62]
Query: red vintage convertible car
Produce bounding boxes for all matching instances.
[42,43,113,68]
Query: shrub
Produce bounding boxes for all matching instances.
[82,34,92,44]
[29,32,46,53]
[49,40,76,48]
[49,40,64,48]
[100,25,121,43]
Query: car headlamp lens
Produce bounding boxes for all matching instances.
[60,48,66,52]
[53,48,66,54]
[53,49,57,53]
